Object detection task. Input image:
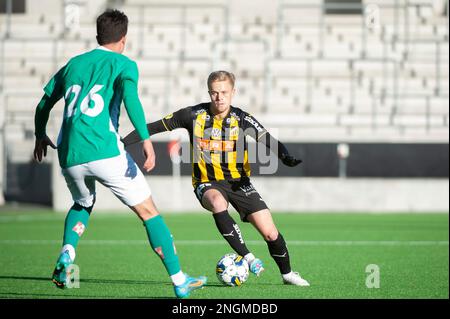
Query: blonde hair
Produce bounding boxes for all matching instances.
[207,70,235,89]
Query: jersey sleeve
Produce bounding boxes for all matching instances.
[158,107,192,131]
[120,60,150,141]
[43,66,65,100]
[35,67,66,139]
[241,112,268,141]
[122,107,192,146]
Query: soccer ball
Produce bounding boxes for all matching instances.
[216,253,249,286]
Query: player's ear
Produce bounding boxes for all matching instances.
[119,36,127,53]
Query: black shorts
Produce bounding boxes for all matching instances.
[194,178,268,222]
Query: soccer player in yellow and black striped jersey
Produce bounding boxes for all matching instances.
[124,71,309,286]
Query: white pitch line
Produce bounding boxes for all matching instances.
[0,239,447,246]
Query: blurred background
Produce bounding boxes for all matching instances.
[0,0,448,213]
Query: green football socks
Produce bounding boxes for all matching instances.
[144,215,181,277]
[61,203,92,261]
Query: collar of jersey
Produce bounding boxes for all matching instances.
[96,46,113,52]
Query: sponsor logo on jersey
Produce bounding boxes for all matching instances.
[196,183,211,198]
[244,116,264,133]
[211,127,222,140]
[230,112,240,120]
[239,184,257,197]
[211,128,222,139]
[223,141,235,152]
[195,109,207,115]
[210,140,222,151]
[197,139,235,152]
[229,126,239,138]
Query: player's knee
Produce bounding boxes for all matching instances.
[263,229,279,242]
[132,199,159,221]
[139,209,159,221]
[208,194,228,213]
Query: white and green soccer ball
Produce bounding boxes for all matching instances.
[216,253,249,286]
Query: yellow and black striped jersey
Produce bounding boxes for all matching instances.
[148,103,269,186]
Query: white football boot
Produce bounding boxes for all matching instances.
[282,271,310,286]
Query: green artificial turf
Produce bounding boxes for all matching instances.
[0,210,448,299]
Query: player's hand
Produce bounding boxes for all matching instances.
[142,138,156,172]
[33,135,56,162]
[280,153,302,167]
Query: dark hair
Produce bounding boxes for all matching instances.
[96,9,128,45]
[207,70,236,89]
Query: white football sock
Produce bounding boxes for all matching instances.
[171,271,187,286]
[244,253,256,264]
[60,244,76,261]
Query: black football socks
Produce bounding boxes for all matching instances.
[213,210,250,257]
[266,233,291,275]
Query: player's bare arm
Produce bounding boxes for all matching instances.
[142,138,156,172]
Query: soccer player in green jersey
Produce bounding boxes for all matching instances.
[124,71,309,286]
[33,9,206,298]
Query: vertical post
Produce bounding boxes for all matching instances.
[168,136,182,210]
[337,143,350,178]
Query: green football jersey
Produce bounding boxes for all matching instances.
[38,47,149,168]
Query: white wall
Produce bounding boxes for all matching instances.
[52,157,449,213]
